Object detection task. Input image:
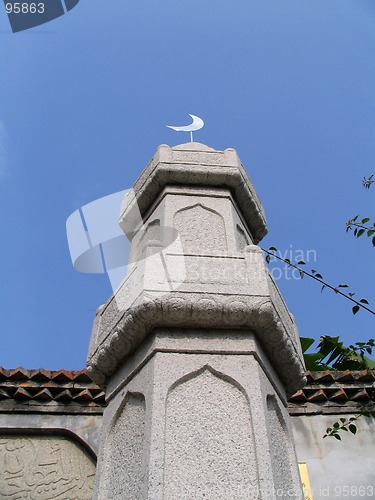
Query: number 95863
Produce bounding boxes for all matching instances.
[5,3,45,14]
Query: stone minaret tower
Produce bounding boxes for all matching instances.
[87,142,306,499]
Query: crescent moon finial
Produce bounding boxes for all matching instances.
[166,114,204,142]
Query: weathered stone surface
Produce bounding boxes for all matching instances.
[87,144,305,394]
[93,330,303,499]
[291,413,375,499]
[119,143,267,244]
[163,370,257,499]
[89,142,305,499]
[88,243,305,395]
[99,394,146,499]
[0,435,95,499]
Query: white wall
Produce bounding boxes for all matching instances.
[292,414,375,500]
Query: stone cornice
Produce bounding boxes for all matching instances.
[87,291,306,396]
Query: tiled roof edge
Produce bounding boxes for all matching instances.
[0,367,106,406]
[1,367,374,408]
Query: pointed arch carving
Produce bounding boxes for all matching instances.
[236,224,249,251]
[266,395,295,497]
[174,204,227,253]
[101,392,146,499]
[164,367,257,497]
[136,219,160,257]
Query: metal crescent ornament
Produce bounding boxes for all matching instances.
[166,114,204,142]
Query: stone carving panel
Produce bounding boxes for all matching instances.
[266,396,300,499]
[164,368,258,499]
[135,219,160,258]
[174,204,227,254]
[236,224,249,251]
[0,435,95,499]
[101,393,146,499]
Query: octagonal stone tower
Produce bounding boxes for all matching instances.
[88,143,306,499]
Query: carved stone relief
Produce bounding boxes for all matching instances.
[135,219,160,258]
[236,224,249,251]
[164,368,258,499]
[101,393,146,499]
[266,395,298,499]
[174,204,227,254]
[0,435,95,499]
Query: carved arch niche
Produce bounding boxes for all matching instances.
[101,392,146,500]
[266,395,297,498]
[133,219,160,261]
[236,224,250,251]
[163,367,257,498]
[174,204,227,254]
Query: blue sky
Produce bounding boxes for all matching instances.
[0,0,374,370]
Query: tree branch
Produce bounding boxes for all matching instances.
[262,248,375,316]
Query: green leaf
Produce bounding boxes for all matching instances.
[327,346,345,366]
[334,434,341,441]
[357,229,365,238]
[265,255,270,263]
[361,218,370,224]
[352,305,360,315]
[349,424,357,435]
[362,356,375,369]
[297,260,305,265]
[360,299,369,305]
[300,337,315,353]
[303,352,328,371]
[338,284,348,288]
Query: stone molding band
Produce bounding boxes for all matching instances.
[87,293,306,396]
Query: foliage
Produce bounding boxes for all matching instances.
[346,216,375,246]
[262,247,374,316]
[300,335,375,440]
[362,174,374,189]
[265,174,375,439]
[263,173,374,315]
[346,175,375,247]
[323,416,361,440]
[301,336,375,371]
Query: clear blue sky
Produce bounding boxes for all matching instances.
[0,0,374,370]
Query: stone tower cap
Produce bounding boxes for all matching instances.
[120,142,268,244]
